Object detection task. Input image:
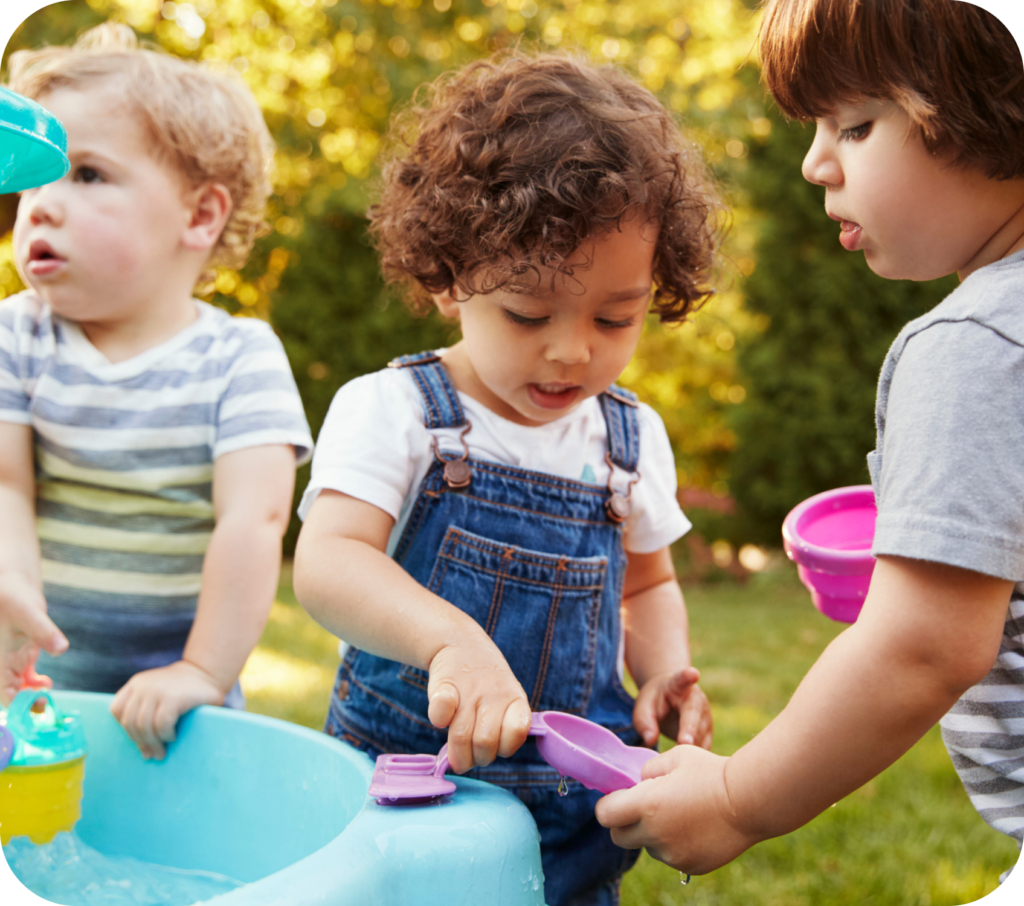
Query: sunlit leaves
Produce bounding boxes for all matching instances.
[3,0,768,497]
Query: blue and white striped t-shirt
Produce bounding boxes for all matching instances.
[0,292,313,692]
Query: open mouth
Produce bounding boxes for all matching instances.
[528,383,581,410]
[27,240,66,275]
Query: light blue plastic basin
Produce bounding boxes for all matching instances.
[7,691,546,905]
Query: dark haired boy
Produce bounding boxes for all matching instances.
[596,0,1024,883]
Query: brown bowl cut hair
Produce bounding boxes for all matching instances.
[759,0,1024,180]
[369,52,721,322]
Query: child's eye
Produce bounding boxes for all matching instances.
[503,309,549,327]
[596,317,636,330]
[73,166,104,184]
[838,122,873,142]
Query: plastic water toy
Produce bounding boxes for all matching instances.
[782,485,877,623]
[370,710,658,804]
[0,689,87,845]
[0,85,69,194]
[1,691,546,906]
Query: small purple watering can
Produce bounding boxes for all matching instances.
[782,485,877,623]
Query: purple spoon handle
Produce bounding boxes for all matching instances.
[432,713,549,778]
[434,743,449,779]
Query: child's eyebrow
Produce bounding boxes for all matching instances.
[603,287,653,302]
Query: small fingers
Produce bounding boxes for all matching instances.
[154,700,180,746]
[496,698,532,759]
[632,684,662,748]
[676,686,712,747]
[427,681,459,730]
[445,707,476,775]
[594,787,645,836]
[640,745,687,780]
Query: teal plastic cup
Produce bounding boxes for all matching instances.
[0,85,69,194]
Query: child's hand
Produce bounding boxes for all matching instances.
[426,635,532,774]
[633,667,712,750]
[0,573,66,705]
[595,744,756,875]
[110,660,225,760]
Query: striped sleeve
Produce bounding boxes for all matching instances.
[0,297,32,424]
[213,319,313,464]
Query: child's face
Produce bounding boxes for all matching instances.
[13,85,200,325]
[436,216,656,426]
[801,98,1024,280]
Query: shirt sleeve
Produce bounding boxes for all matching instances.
[622,403,691,554]
[213,321,314,464]
[298,368,427,521]
[873,319,1024,581]
[0,296,32,425]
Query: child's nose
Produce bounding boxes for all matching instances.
[546,327,591,366]
[801,125,843,188]
[25,184,65,227]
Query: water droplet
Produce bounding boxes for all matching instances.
[557,776,569,797]
[680,872,691,886]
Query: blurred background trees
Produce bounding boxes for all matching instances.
[1,0,953,559]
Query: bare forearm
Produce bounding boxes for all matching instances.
[726,623,964,839]
[294,531,490,671]
[726,557,1009,841]
[183,516,282,693]
[623,578,692,688]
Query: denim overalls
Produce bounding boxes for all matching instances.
[325,352,645,906]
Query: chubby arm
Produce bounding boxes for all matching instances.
[0,422,67,703]
[623,547,711,749]
[110,444,296,758]
[293,490,532,773]
[596,555,1011,873]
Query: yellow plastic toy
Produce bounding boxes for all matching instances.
[0,690,87,845]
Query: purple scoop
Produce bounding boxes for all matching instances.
[782,485,877,623]
[369,711,657,805]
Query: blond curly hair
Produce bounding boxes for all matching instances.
[7,22,274,286]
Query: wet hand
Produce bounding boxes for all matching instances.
[633,667,712,749]
[595,744,755,875]
[427,638,532,774]
[110,660,225,760]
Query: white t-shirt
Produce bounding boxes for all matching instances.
[299,362,690,555]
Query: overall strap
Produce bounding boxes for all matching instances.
[388,352,467,429]
[599,385,641,474]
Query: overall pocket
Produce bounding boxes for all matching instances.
[400,525,608,715]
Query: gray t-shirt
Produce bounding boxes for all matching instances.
[869,248,1024,845]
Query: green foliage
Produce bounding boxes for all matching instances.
[267,209,453,548]
[727,111,957,543]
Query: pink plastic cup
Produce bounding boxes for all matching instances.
[781,485,877,623]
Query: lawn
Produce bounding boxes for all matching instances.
[241,562,1019,906]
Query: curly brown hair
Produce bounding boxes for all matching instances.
[369,52,722,322]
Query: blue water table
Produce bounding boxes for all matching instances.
[3,691,546,905]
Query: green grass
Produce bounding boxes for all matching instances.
[242,564,1019,905]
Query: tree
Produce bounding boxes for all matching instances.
[727,108,956,543]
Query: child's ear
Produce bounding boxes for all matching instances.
[432,291,462,320]
[182,183,233,253]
